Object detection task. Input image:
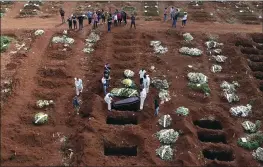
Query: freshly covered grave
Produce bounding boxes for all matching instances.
[253,147,263,162]
[183,33,194,41]
[36,100,54,108]
[83,31,100,54]
[211,64,222,73]
[237,132,263,150]
[110,88,138,97]
[124,69,134,78]
[159,89,171,102]
[34,29,44,36]
[220,81,240,103]
[205,41,223,49]
[151,78,169,90]
[175,106,189,116]
[0,36,12,52]
[187,72,210,95]
[33,112,48,125]
[158,114,172,128]
[155,129,179,144]
[122,79,136,88]
[150,41,168,54]
[230,104,252,117]
[242,120,261,133]
[212,55,228,63]
[179,47,202,56]
[156,145,173,161]
[52,35,74,44]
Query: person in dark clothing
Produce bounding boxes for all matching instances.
[130,14,136,29]
[59,8,65,23]
[101,9,105,23]
[77,15,84,30]
[154,97,160,116]
[72,15,77,29]
[107,13,112,32]
[104,63,111,87]
[67,16,73,29]
[73,96,80,115]
[172,9,179,28]
[121,11,127,24]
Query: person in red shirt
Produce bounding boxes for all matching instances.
[117,12,122,25]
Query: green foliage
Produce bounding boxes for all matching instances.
[237,133,263,150]
[188,82,211,96]
[0,36,12,53]
[0,13,3,18]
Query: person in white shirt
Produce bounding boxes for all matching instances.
[74,77,83,96]
[181,12,188,27]
[143,74,150,93]
[170,7,174,20]
[101,76,107,95]
[104,93,113,111]
[139,68,146,87]
[114,14,118,26]
[140,88,147,110]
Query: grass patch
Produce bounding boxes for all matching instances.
[0,36,12,53]
[188,83,211,96]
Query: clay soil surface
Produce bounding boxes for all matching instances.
[1,1,263,167]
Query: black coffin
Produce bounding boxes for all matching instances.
[112,96,140,111]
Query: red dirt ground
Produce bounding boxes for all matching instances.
[1,1,263,167]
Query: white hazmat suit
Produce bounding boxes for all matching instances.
[140,88,147,110]
[104,93,112,111]
[75,78,83,96]
[143,75,150,93]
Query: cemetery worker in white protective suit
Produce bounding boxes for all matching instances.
[140,88,147,110]
[104,93,113,111]
[101,76,107,95]
[143,74,150,93]
[74,77,83,96]
[139,68,146,87]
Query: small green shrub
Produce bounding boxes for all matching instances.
[0,36,12,53]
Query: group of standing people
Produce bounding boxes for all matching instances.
[164,6,188,28]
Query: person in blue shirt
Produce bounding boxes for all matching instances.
[130,14,136,29]
[87,11,93,24]
[73,96,80,115]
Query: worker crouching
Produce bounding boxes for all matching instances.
[104,93,113,111]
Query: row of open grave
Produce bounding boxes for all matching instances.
[237,34,263,92]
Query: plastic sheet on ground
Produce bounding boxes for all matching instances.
[156,145,173,161]
[150,40,168,54]
[124,69,134,78]
[176,106,189,116]
[159,89,171,102]
[151,78,169,90]
[253,147,263,162]
[34,29,44,36]
[36,100,54,108]
[187,72,208,84]
[183,33,193,41]
[158,114,172,128]
[34,112,48,125]
[205,41,223,49]
[179,47,202,56]
[230,104,252,117]
[156,129,179,144]
[52,35,74,44]
[242,121,257,133]
[211,64,222,73]
[212,55,227,63]
[110,88,138,97]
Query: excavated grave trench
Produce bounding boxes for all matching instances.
[202,149,234,161]
[251,34,263,43]
[104,144,137,156]
[235,40,253,48]
[106,115,138,125]
[193,120,223,130]
[247,54,263,62]
[114,47,134,54]
[253,71,263,80]
[113,34,136,39]
[241,47,260,55]
[113,53,135,61]
[248,61,263,72]
[38,67,69,78]
[197,131,227,144]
